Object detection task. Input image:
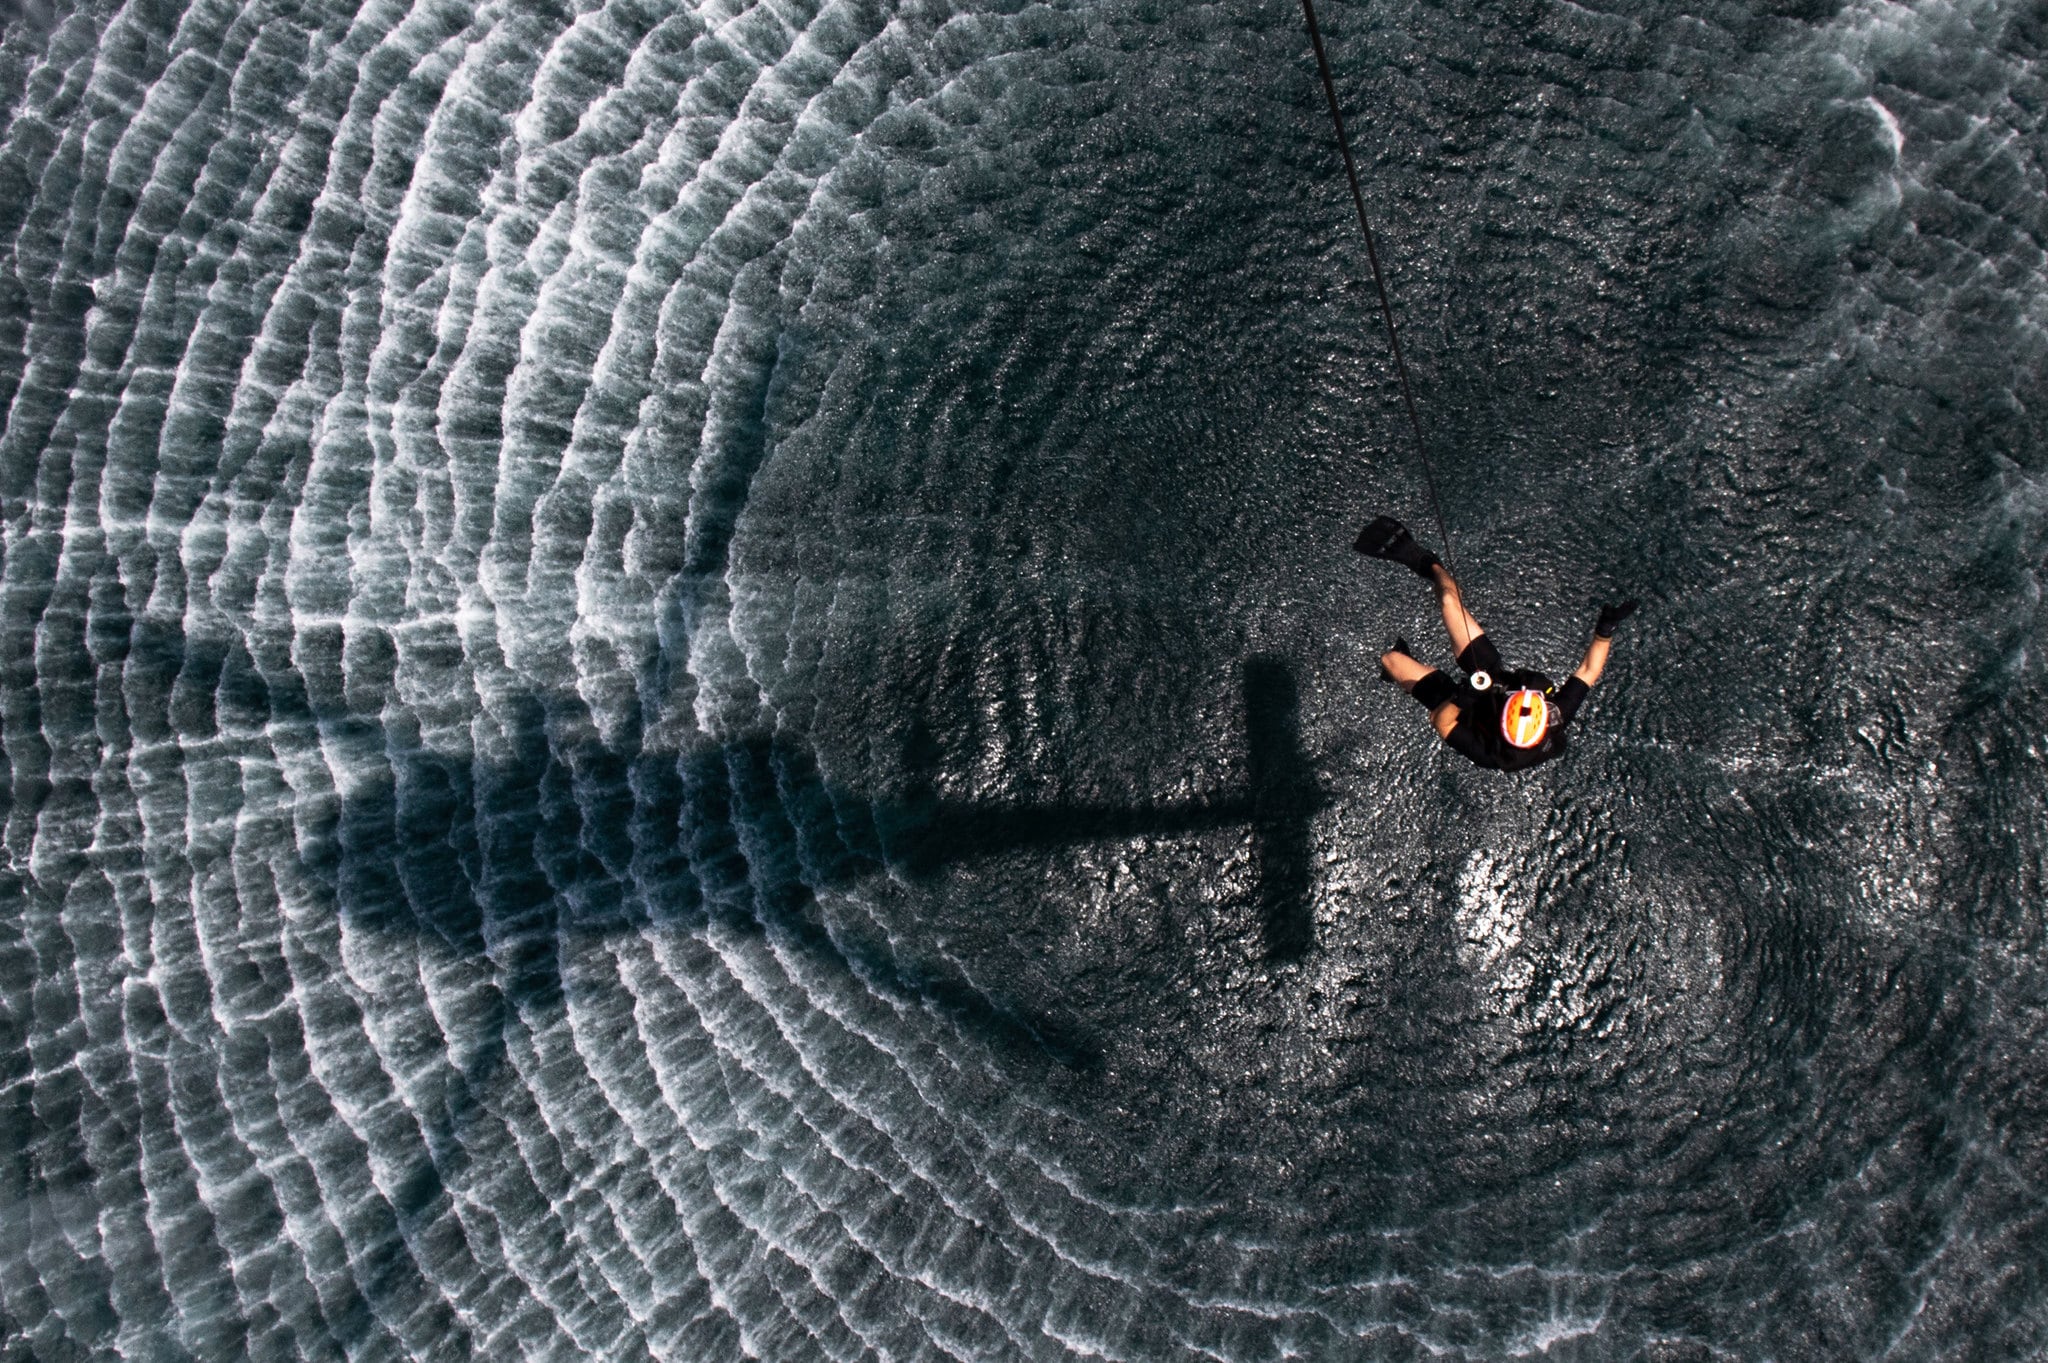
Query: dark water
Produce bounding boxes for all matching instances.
[3,0,2046,1357]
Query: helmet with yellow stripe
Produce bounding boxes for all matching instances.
[1501,688,1550,749]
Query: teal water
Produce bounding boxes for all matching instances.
[2,0,2045,1357]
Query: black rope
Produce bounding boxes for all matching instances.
[1299,0,1460,585]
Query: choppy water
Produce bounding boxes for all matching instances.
[3,0,2046,1357]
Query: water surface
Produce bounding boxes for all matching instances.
[2,0,2046,1357]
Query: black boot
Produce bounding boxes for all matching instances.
[1354,515,1442,579]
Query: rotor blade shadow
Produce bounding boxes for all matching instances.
[875,656,1326,963]
[1244,654,1326,962]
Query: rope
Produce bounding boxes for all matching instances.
[1298,0,1462,591]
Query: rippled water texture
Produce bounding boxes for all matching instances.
[4,0,2047,1357]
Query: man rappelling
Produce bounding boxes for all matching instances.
[1356,515,1637,774]
[1299,0,1639,773]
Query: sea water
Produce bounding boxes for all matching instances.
[2,0,2044,1357]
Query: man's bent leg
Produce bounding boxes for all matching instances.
[1381,650,1435,690]
[1405,668,1464,739]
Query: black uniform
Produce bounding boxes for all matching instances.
[1407,635,1589,773]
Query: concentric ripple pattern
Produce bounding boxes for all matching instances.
[3,0,2048,1359]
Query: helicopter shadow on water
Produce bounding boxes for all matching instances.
[110,613,1328,1324]
[321,650,1326,1145]
[361,651,1315,996]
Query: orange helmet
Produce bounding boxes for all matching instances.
[1501,688,1550,748]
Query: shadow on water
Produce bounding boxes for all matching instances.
[104,615,1329,1328]
[115,612,1329,1077]
[322,652,1328,1145]
[1244,654,1322,962]
[886,656,1326,968]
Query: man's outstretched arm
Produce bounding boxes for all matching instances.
[1572,600,1638,689]
[1571,634,1611,689]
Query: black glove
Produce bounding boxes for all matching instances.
[1594,600,1639,639]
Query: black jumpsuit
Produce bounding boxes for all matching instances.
[1408,635,1590,773]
